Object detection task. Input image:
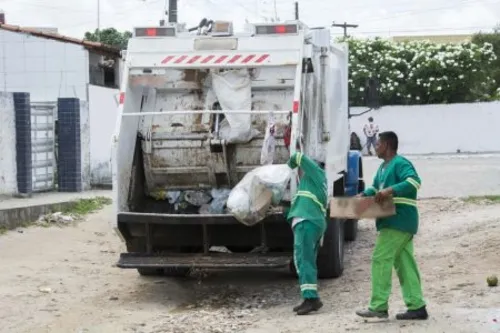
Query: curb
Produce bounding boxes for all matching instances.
[0,201,82,230]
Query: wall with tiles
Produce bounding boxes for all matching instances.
[0,30,89,102]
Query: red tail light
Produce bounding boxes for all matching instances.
[134,27,176,37]
[255,24,298,35]
[293,100,299,113]
[275,25,287,34]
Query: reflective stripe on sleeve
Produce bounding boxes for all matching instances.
[393,197,417,207]
[406,177,421,190]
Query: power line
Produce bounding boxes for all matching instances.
[362,0,499,24]
[0,0,114,14]
[330,25,496,35]
[59,0,163,31]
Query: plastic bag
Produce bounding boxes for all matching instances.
[209,188,231,214]
[227,164,292,226]
[260,121,276,165]
[184,190,212,206]
[211,69,260,143]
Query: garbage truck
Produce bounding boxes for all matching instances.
[112,19,365,279]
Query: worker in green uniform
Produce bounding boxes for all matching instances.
[356,131,428,320]
[286,151,328,316]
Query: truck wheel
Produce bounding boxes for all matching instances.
[345,179,364,242]
[317,218,344,279]
[344,219,358,242]
[137,268,164,276]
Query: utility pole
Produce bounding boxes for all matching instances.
[294,1,299,20]
[97,0,100,41]
[332,21,358,37]
[273,0,278,22]
[168,0,178,23]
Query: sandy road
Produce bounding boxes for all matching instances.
[0,155,499,333]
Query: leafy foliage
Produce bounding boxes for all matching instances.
[343,37,499,106]
[472,27,500,99]
[84,28,132,50]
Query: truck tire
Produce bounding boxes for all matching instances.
[344,219,358,242]
[344,179,364,242]
[317,217,344,279]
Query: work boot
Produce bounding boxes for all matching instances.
[355,308,389,319]
[395,306,429,320]
[296,298,323,315]
[293,300,306,312]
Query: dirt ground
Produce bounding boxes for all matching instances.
[1,197,500,333]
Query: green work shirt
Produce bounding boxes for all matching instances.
[286,152,327,229]
[363,155,421,235]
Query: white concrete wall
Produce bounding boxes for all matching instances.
[80,101,91,191]
[350,102,500,155]
[0,92,17,195]
[0,30,88,102]
[88,85,118,186]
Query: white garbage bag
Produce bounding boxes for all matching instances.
[260,120,276,165]
[211,69,259,143]
[227,164,292,226]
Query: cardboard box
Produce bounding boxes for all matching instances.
[329,196,396,219]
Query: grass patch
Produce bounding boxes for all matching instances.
[462,195,500,205]
[0,197,112,236]
[61,196,112,215]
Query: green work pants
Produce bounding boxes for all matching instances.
[293,221,325,299]
[369,228,426,311]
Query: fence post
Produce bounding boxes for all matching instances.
[57,98,82,192]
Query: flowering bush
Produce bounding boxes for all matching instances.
[342,37,498,106]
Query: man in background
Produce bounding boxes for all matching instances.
[363,117,379,156]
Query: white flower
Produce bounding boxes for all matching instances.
[459,74,464,79]
[359,87,365,92]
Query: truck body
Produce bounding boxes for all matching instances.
[112,20,364,278]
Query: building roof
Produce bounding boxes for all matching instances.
[0,23,121,57]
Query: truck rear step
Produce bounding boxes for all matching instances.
[117,252,291,269]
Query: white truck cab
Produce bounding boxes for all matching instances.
[112,19,364,278]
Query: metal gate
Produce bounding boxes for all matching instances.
[31,102,57,192]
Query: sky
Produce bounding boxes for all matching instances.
[0,0,499,39]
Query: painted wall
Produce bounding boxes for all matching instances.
[0,92,17,195]
[80,101,91,191]
[88,85,118,186]
[350,102,500,155]
[0,30,88,101]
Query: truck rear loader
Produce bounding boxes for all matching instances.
[111,19,365,279]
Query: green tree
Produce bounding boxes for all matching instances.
[84,28,132,50]
[342,37,498,106]
[472,25,500,98]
